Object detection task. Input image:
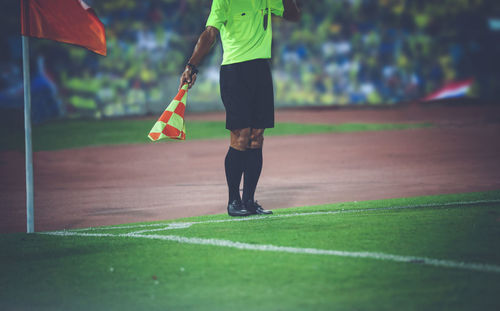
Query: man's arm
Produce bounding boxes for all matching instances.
[179,26,219,90]
[283,0,301,22]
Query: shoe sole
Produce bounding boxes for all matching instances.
[249,211,273,215]
[227,210,252,217]
[228,212,251,217]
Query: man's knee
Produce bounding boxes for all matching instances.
[230,128,251,151]
[249,129,264,149]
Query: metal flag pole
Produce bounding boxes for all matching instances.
[22,35,35,233]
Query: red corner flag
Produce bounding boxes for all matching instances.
[21,0,106,56]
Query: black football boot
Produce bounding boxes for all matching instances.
[227,200,251,217]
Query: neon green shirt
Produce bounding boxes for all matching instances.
[206,0,284,65]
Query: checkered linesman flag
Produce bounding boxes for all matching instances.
[148,84,188,141]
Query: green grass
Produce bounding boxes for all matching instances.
[1,191,499,311]
[0,119,432,151]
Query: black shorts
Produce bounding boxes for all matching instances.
[220,58,275,130]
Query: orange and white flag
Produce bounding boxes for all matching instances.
[148,84,189,141]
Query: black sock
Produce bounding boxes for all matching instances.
[242,148,263,203]
[224,147,246,204]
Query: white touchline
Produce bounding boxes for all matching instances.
[42,230,500,274]
[66,199,500,233]
[109,199,500,235]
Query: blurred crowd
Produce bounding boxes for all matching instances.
[1,0,499,121]
[273,0,499,105]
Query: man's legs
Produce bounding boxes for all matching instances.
[224,127,271,215]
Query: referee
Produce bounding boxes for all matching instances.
[179,0,300,216]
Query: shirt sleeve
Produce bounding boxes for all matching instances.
[270,0,284,17]
[206,0,228,30]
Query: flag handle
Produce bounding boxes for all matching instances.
[22,35,34,233]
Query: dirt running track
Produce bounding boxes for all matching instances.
[1,104,500,233]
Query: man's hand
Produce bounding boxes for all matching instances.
[179,66,197,90]
[178,26,219,90]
